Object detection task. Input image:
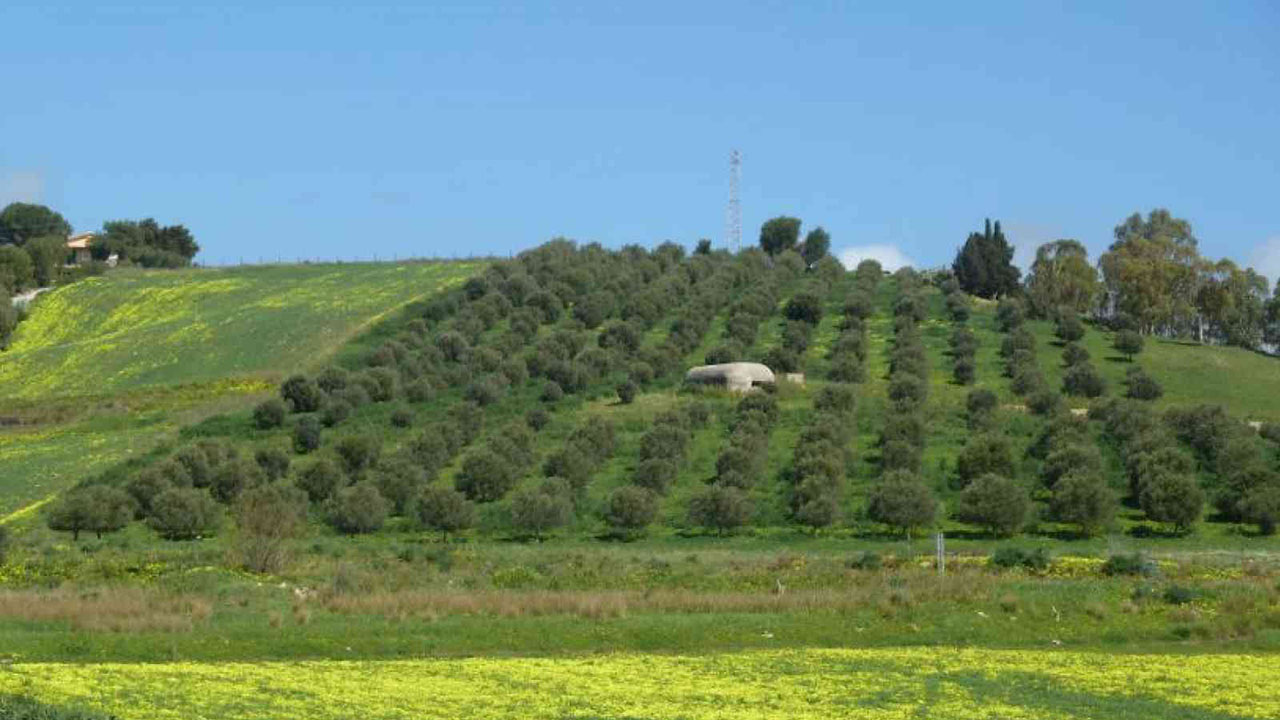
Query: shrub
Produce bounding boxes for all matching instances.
[1054,313,1085,343]
[320,399,352,427]
[847,551,882,571]
[887,375,928,409]
[1101,552,1157,577]
[1062,363,1106,398]
[390,408,414,428]
[762,346,799,373]
[616,380,638,405]
[1010,366,1045,396]
[954,473,1030,537]
[990,546,1051,572]
[953,357,975,385]
[526,407,551,432]
[828,358,865,383]
[866,470,937,537]
[372,458,426,515]
[784,292,824,325]
[540,381,564,403]
[1114,329,1144,360]
[995,298,1025,331]
[292,416,322,454]
[412,485,475,541]
[455,451,519,502]
[210,458,266,504]
[125,466,175,519]
[1061,342,1090,367]
[148,488,222,540]
[1026,389,1065,416]
[687,485,752,535]
[280,375,323,413]
[880,440,922,473]
[1162,584,1198,605]
[604,485,659,536]
[335,435,381,479]
[1124,367,1163,400]
[510,479,574,539]
[404,379,434,403]
[465,376,503,406]
[956,435,1015,487]
[364,367,398,402]
[966,389,998,422]
[235,483,309,573]
[1242,484,1280,535]
[1050,470,1116,537]
[814,384,857,416]
[296,458,342,504]
[634,457,678,494]
[253,398,286,429]
[329,483,389,534]
[316,366,349,394]
[45,486,134,540]
[1138,469,1203,533]
[254,447,291,481]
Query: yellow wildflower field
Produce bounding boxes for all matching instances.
[3,648,1277,719]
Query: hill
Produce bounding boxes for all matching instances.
[0,262,480,400]
[0,261,482,518]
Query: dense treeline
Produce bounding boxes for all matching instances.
[955,209,1280,352]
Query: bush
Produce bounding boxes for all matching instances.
[1138,469,1203,533]
[390,408,414,428]
[1061,342,1090,367]
[847,551,882,571]
[814,384,857,416]
[45,485,134,540]
[292,416,322,454]
[956,435,1015,487]
[953,357,975,385]
[634,457,678,494]
[1124,367,1163,400]
[604,485,658,536]
[1062,363,1106,398]
[1114,329,1144,360]
[995,298,1025,331]
[880,440,922,473]
[510,479,574,539]
[954,473,1030,537]
[455,451,519,502]
[253,398,286,429]
[887,375,928,409]
[1102,552,1157,577]
[616,380,638,405]
[320,399,352,427]
[540,381,564,403]
[526,407,551,432]
[412,485,475,540]
[329,483,389,534]
[148,488,222,540]
[966,389,998,422]
[687,485,752,535]
[866,470,937,536]
[1242,484,1280,536]
[280,375,323,413]
[335,435,381,479]
[1054,313,1085,343]
[1050,470,1116,536]
[0,693,119,719]
[784,292,824,325]
[372,458,426,515]
[404,379,434,403]
[235,483,309,573]
[296,458,342,504]
[1026,389,1065,417]
[316,366,349,394]
[990,546,1051,572]
[254,447,291,481]
[210,458,266,504]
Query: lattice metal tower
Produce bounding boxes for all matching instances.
[725,149,742,252]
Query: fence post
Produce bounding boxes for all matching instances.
[935,532,946,576]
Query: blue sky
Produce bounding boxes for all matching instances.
[2,1,1278,278]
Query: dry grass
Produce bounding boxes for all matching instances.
[0,588,212,632]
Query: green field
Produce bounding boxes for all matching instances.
[2,247,1279,718]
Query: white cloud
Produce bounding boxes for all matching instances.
[837,244,916,272]
[1248,236,1280,288]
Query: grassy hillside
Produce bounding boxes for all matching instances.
[0,262,480,400]
[0,261,482,518]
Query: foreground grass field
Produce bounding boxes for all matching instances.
[4,648,1278,719]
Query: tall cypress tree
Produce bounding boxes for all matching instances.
[953,218,1020,298]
